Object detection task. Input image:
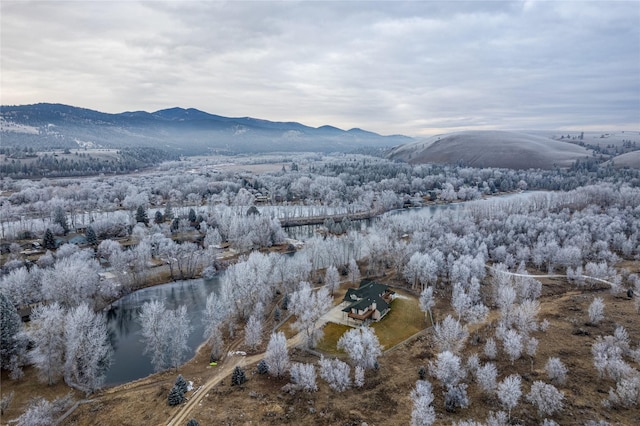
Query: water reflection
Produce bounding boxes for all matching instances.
[104,276,221,386]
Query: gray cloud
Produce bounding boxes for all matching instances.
[1,0,638,136]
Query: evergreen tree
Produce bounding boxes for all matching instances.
[186,420,200,426]
[135,205,149,225]
[257,359,269,375]
[43,228,56,250]
[0,292,23,374]
[188,208,197,223]
[154,210,164,224]
[171,218,180,232]
[167,384,185,406]
[85,226,97,246]
[231,366,246,386]
[54,206,69,235]
[175,374,188,394]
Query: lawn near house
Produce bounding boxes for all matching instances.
[315,291,428,354]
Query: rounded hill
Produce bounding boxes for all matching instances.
[387,130,592,170]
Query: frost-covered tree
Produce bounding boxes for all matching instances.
[337,326,382,370]
[411,379,436,426]
[54,206,69,235]
[476,362,498,394]
[166,305,192,370]
[318,356,351,392]
[265,332,289,377]
[348,258,361,284]
[502,329,523,364]
[290,281,332,348]
[15,398,55,426]
[545,357,568,385]
[527,381,564,417]
[429,351,466,388]
[289,362,317,392]
[26,303,66,385]
[484,337,497,360]
[588,297,605,325]
[244,312,263,351]
[497,374,521,419]
[64,304,112,394]
[419,286,435,324]
[325,265,340,296]
[0,292,25,378]
[432,315,468,354]
[139,300,169,371]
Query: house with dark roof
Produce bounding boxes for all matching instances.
[341,281,395,323]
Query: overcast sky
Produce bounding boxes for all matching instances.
[1,1,638,136]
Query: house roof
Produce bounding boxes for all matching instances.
[341,281,393,314]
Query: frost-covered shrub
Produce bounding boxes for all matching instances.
[607,375,640,408]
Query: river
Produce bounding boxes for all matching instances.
[103,190,550,385]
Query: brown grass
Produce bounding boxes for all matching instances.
[3,264,640,425]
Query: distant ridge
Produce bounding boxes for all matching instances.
[387,130,592,170]
[0,103,413,154]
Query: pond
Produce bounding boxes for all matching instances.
[103,191,550,385]
[104,276,221,386]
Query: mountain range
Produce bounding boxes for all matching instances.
[0,103,412,154]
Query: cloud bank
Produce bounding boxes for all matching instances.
[1,1,638,136]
